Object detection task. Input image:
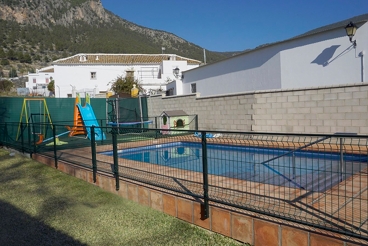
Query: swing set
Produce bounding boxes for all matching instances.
[16,98,54,144]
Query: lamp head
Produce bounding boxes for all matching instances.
[345,21,357,44]
[173,67,180,78]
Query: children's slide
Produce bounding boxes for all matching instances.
[77,103,106,141]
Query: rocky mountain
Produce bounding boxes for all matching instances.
[0,0,239,78]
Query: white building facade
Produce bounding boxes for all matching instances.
[26,66,54,96]
[51,54,201,98]
[180,14,368,97]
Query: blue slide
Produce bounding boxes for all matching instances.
[77,103,106,141]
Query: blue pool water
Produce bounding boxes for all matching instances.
[101,141,367,192]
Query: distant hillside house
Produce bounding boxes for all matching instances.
[174,13,368,97]
[26,66,54,96]
[51,54,201,98]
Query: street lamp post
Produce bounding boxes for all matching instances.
[345,21,357,47]
[173,67,181,79]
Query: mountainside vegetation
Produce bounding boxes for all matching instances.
[0,0,240,79]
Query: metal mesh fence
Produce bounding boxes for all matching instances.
[1,123,367,243]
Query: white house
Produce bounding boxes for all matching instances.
[177,13,368,97]
[51,54,201,98]
[26,66,54,96]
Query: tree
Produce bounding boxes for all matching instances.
[47,79,55,96]
[20,53,32,63]
[7,49,16,60]
[28,67,35,73]
[0,59,9,66]
[108,76,143,95]
[0,48,5,58]
[0,79,13,92]
[9,67,17,78]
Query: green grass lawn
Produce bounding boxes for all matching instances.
[0,148,249,246]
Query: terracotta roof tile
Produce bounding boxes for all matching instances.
[52,54,201,65]
[40,68,54,73]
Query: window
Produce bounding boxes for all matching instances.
[191,83,196,93]
[91,72,96,79]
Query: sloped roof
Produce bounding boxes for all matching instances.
[35,66,54,73]
[293,13,368,39]
[40,67,54,73]
[185,13,368,69]
[52,54,201,65]
[248,13,368,54]
[161,110,188,117]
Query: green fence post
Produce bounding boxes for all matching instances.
[27,123,31,155]
[3,123,8,145]
[91,126,97,183]
[32,123,37,154]
[155,117,158,139]
[201,131,209,219]
[20,122,24,153]
[195,115,198,131]
[53,125,58,169]
[99,120,104,145]
[339,137,345,182]
[112,127,120,191]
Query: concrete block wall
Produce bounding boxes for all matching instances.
[148,93,255,131]
[252,83,368,134]
[148,83,368,134]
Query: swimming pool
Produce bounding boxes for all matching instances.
[100,141,367,192]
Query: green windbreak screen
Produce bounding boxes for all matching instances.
[106,97,149,124]
[0,96,148,126]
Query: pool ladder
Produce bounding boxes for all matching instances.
[259,136,332,190]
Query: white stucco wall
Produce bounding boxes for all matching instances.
[53,64,124,97]
[26,71,54,96]
[182,49,282,96]
[53,60,199,98]
[280,23,367,88]
[181,21,368,97]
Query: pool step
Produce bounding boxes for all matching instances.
[303,172,340,192]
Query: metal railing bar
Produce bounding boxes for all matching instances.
[289,200,367,234]
[258,136,331,190]
[356,218,368,233]
[210,197,368,241]
[260,136,330,166]
[258,163,306,189]
[331,186,368,216]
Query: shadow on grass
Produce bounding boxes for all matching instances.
[0,200,86,246]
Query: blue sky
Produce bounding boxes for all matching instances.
[100,0,368,52]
